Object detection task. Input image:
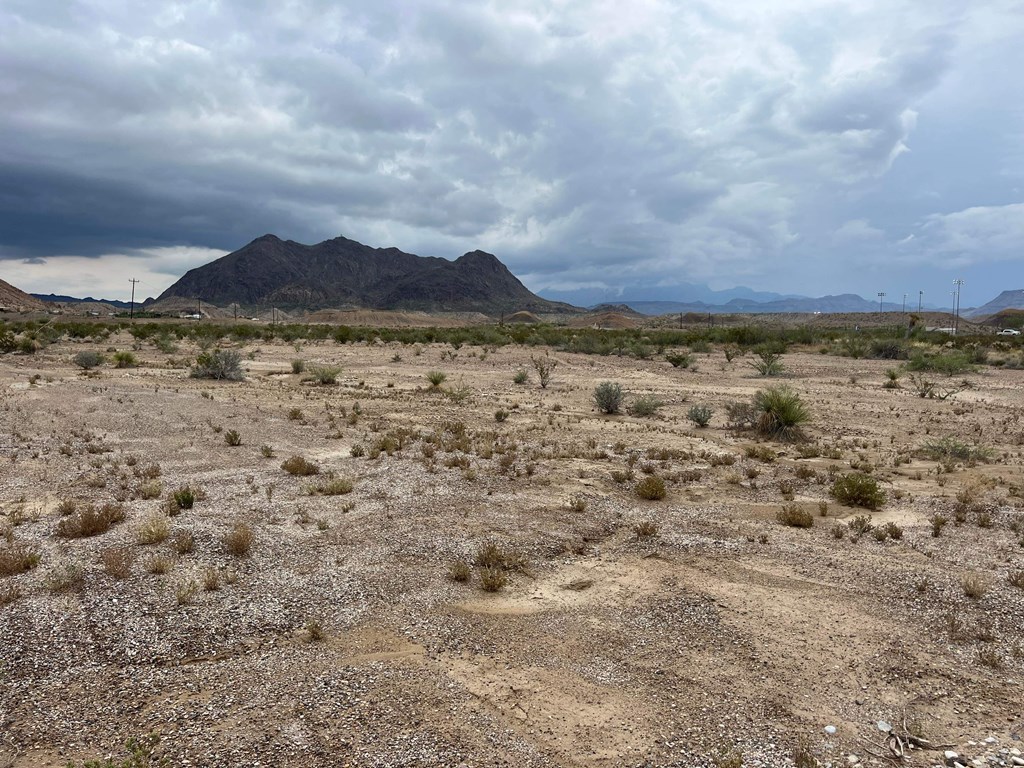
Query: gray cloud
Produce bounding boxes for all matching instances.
[2,0,1023,303]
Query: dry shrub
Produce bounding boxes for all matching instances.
[635,476,666,500]
[281,455,320,476]
[479,567,507,592]
[223,522,254,557]
[101,547,134,579]
[961,572,988,600]
[136,514,170,545]
[170,530,195,555]
[306,620,326,642]
[634,520,660,538]
[44,562,85,593]
[448,560,472,582]
[0,543,40,576]
[201,567,221,591]
[1009,570,1024,590]
[305,477,353,496]
[776,505,813,528]
[56,503,125,538]
[138,480,163,500]
[145,554,174,575]
[0,582,20,606]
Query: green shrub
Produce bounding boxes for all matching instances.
[512,369,529,384]
[55,503,125,538]
[630,394,663,417]
[869,339,909,360]
[918,437,992,463]
[753,385,809,440]
[831,473,886,509]
[73,350,104,370]
[687,404,713,427]
[171,485,197,511]
[635,476,667,500]
[306,364,341,385]
[906,350,974,376]
[426,370,447,388]
[305,476,354,495]
[594,381,624,414]
[748,347,784,376]
[113,351,139,368]
[224,429,242,446]
[191,349,243,380]
[665,353,692,368]
[291,359,305,374]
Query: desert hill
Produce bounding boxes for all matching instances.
[156,235,578,315]
[966,289,1024,318]
[0,278,47,312]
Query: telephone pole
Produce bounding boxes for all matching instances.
[128,278,139,320]
[918,290,923,312]
[953,278,964,335]
[877,291,886,312]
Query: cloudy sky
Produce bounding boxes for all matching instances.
[2,0,1022,307]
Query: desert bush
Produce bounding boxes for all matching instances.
[961,572,988,600]
[305,620,326,642]
[426,370,447,388]
[170,530,195,555]
[634,520,660,538]
[291,359,305,374]
[918,437,992,463]
[479,567,507,592]
[224,429,242,446]
[306,364,341,385]
[281,455,320,476]
[831,473,885,509]
[744,444,776,463]
[0,543,40,576]
[753,386,809,440]
[726,401,758,429]
[448,560,472,583]
[73,350,104,370]
[879,521,903,540]
[635,476,667,500]
[630,395,664,417]
[138,480,163,500]
[776,504,813,528]
[494,409,509,423]
[56,503,125,538]
[191,349,243,380]
[929,514,948,537]
[748,347,784,376]
[0,582,20,606]
[202,567,221,591]
[870,339,909,360]
[687,404,713,427]
[222,522,254,557]
[531,355,557,388]
[846,514,874,537]
[101,546,134,579]
[171,485,198,511]
[906,350,974,376]
[665,352,692,368]
[145,554,174,574]
[305,476,354,496]
[44,562,85,593]
[594,381,624,414]
[1006,570,1024,589]
[512,369,529,384]
[113,351,139,368]
[136,514,170,545]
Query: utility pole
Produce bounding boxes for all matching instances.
[953,278,964,335]
[128,278,139,320]
[902,293,907,315]
[918,290,923,313]
[877,292,886,313]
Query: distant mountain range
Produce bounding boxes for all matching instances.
[31,293,133,309]
[156,234,575,315]
[616,294,913,315]
[539,282,801,308]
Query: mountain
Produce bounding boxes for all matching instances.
[965,289,1024,318]
[32,293,133,309]
[618,294,905,315]
[0,278,47,312]
[540,282,801,307]
[157,234,577,315]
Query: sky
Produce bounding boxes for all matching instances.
[2,0,1023,307]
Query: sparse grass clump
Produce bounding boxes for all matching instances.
[776,504,813,528]
[138,480,163,500]
[753,385,809,440]
[961,572,989,600]
[223,522,254,557]
[748,347,784,376]
[635,476,667,500]
[479,567,507,592]
[0,543,41,576]
[831,473,885,510]
[0,582,20,606]
[190,349,243,380]
[448,560,472,582]
[918,437,993,463]
[113,351,139,368]
[281,455,320,476]
[101,546,134,579]
[224,429,242,446]
[44,562,85,593]
[145,554,174,574]
[1008,570,1024,589]
[170,530,194,555]
[426,370,447,389]
[291,359,305,374]
[594,381,624,414]
[512,369,529,384]
[55,503,125,538]
[634,520,660,538]
[136,514,170,545]
[306,620,326,642]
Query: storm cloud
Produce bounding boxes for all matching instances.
[2,0,1022,305]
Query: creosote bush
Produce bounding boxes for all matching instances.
[630,395,664,417]
[687,404,713,427]
[306,364,341,385]
[594,381,624,414]
[281,455,320,476]
[113,351,138,368]
[73,350,104,370]
[831,473,886,510]
[635,476,667,500]
[531,355,557,388]
[190,349,243,380]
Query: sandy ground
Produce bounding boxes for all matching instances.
[0,333,1022,768]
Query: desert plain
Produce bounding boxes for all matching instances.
[0,324,1022,768]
